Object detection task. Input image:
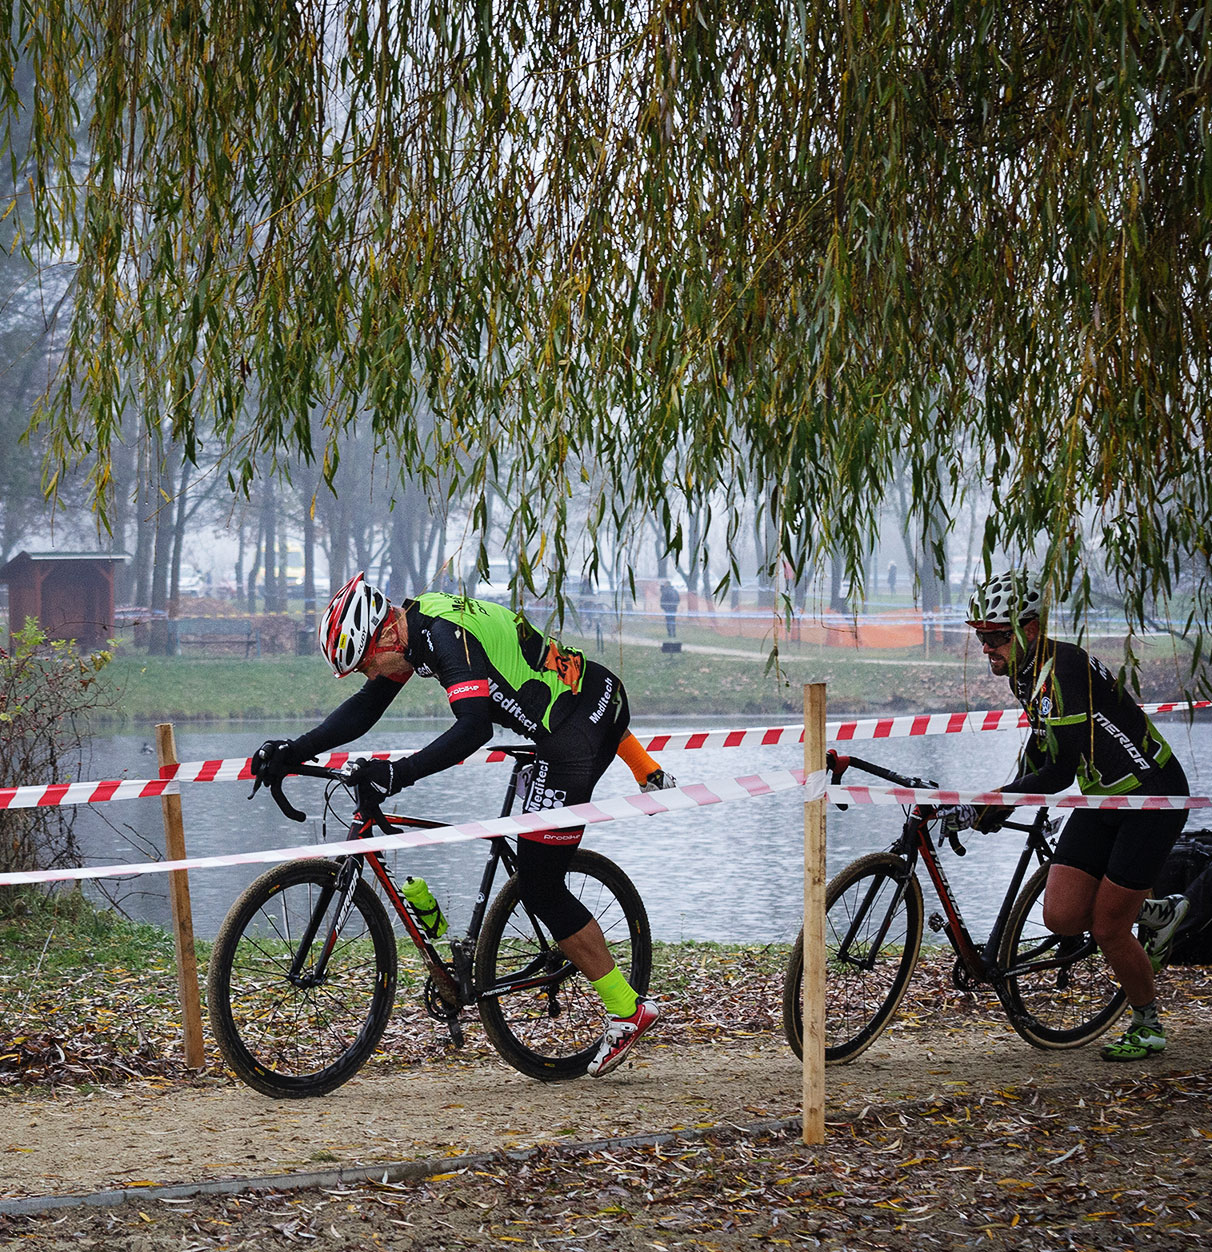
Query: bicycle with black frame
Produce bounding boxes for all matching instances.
[783,750,1126,1062]
[207,748,651,1096]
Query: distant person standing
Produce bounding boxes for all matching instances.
[887,561,898,597]
[659,580,680,637]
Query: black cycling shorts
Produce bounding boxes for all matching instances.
[512,661,630,941]
[515,661,630,847]
[1052,805,1190,892]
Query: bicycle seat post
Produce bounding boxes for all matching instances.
[497,746,535,819]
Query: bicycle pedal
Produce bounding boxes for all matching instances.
[928,912,946,933]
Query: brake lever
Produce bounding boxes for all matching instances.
[826,750,850,811]
[270,777,307,823]
[923,804,967,856]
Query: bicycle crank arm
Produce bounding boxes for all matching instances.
[479,960,577,1000]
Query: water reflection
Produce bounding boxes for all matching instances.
[72,716,1210,944]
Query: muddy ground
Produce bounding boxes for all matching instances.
[3,967,1211,1251]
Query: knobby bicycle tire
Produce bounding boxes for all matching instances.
[475,848,652,1080]
[208,858,398,1098]
[997,863,1127,1049]
[783,852,924,1063]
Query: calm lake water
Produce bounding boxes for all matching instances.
[71,715,1211,943]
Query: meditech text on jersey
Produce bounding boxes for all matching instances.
[488,681,539,735]
[588,675,615,725]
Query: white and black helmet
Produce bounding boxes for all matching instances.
[319,572,390,676]
[966,570,1044,629]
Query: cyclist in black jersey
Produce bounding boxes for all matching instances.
[963,570,1189,1062]
[252,573,665,1078]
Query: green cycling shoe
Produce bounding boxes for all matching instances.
[1100,1020,1167,1062]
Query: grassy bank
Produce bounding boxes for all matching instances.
[0,889,790,1091]
[94,625,1202,728]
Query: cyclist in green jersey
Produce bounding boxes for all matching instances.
[253,573,667,1078]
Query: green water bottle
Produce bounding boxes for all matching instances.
[402,876,448,939]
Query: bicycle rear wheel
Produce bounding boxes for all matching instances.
[208,858,398,1098]
[997,863,1126,1048]
[783,852,924,1063]
[475,848,651,1080]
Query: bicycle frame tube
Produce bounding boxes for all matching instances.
[916,809,1055,980]
[338,813,465,1001]
[462,755,527,942]
[978,831,1049,962]
[472,750,579,1000]
[914,817,984,970]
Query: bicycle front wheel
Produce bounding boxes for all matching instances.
[784,852,924,1063]
[475,848,651,1081]
[208,858,398,1098]
[997,863,1126,1048]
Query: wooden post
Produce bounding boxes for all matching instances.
[803,682,827,1144]
[155,722,206,1070]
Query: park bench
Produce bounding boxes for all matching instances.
[171,617,261,657]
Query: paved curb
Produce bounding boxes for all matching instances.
[0,1116,803,1219]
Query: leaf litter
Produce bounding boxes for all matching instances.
[1,953,1210,1250]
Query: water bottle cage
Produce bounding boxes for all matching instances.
[413,904,444,938]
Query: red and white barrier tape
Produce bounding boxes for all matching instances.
[2,767,1209,887]
[1,699,1206,812]
[827,784,1212,812]
[0,767,821,886]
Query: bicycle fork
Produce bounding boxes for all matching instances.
[840,861,915,969]
[287,856,364,988]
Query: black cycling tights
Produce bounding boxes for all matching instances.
[514,837,592,942]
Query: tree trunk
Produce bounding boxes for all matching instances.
[168,457,193,610]
[302,490,318,629]
[147,440,176,655]
[260,480,278,614]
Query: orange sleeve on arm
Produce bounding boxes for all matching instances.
[616,731,661,785]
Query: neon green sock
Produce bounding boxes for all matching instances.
[591,965,639,1018]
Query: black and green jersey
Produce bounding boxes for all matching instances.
[402,593,588,737]
[1009,639,1185,797]
[292,594,620,788]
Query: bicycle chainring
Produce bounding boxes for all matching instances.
[951,957,979,992]
[423,976,460,1022]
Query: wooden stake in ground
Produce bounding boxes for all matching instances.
[803,682,827,1144]
[155,721,206,1070]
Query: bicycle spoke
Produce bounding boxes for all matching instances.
[998,864,1125,1049]
[209,860,397,1097]
[475,850,651,1080]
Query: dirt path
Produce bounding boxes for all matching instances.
[6,1007,1212,1205]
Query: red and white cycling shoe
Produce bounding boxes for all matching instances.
[587,999,661,1077]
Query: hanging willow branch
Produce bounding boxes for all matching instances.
[2,1,1210,688]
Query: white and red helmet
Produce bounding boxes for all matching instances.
[319,572,390,676]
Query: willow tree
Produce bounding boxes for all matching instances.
[2,1,1210,686]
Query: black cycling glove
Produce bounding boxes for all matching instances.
[973,803,1012,833]
[347,756,410,813]
[251,739,303,783]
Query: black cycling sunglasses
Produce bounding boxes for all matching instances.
[975,627,1015,648]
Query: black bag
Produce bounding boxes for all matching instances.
[1153,830,1212,965]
